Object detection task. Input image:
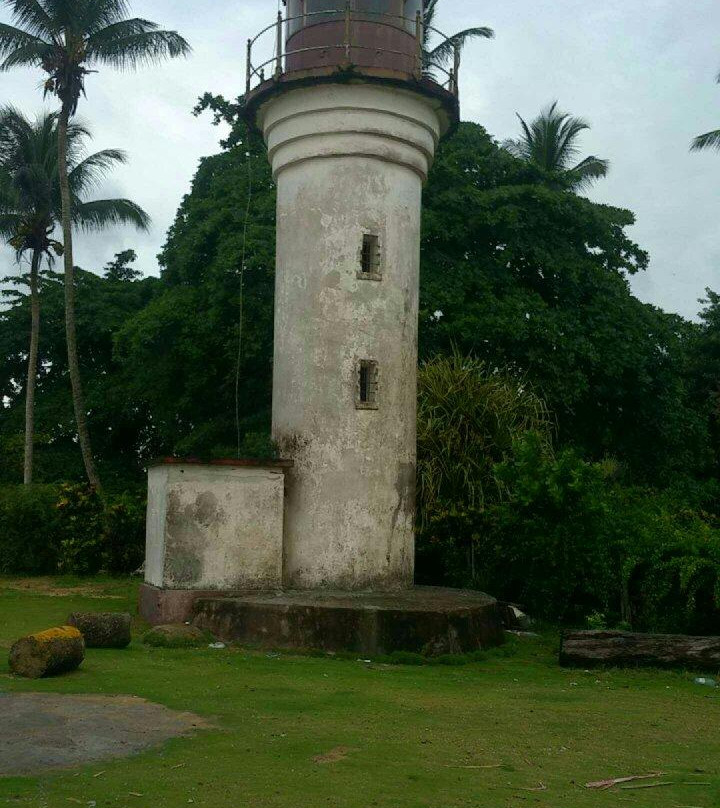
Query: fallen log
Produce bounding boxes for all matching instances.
[9,626,85,679]
[560,630,720,671]
[68,612,132,649]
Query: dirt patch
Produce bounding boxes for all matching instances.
[0,578,124,599]
[0,693,210,776]
[312,746,351,764]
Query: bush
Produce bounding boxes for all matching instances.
[416,354,554,587]
[430,434,720,632]
[0,484,63,574]
[474,436,623,624]
[0,482,145,576]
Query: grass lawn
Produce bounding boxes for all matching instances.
[1,576,719,808]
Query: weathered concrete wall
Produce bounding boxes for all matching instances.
[257,84,445,590]
[144,464,286,591]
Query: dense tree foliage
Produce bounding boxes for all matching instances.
[0,256,160,486]
[420,123,709,482]
[0,0,190,487]
[1,112,713,485]
[1,99,718,627]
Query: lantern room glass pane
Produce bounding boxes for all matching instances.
[305,0,343,27]
[288,0,415,35]
[403,0,422,32]
[287,0,303,36]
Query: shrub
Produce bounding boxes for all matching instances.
[55,484,106,574]
[418,418,720,633]
[416,354,554,586]
[417,353,553,517]
[0,483,145,576]
[467,438,720,632]
[0,484,62,574]
[473,434,618,624]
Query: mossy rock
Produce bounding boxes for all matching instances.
[142,625,215,649]
[9,626,85,679]
[68,612,132,649]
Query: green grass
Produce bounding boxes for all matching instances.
[1,576,720,807]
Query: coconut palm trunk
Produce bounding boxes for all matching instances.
[23,247,41,485]
[57,103,100,488]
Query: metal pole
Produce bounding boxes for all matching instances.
[246,38,252,93]
[415,10,423,79]
[275,10,283,79]
[344,2,352,66]
[453,43,461,96]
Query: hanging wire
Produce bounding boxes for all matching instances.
[235,145,254,459]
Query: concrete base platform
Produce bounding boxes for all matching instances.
[191,588,504,656]
[139,583,221,626]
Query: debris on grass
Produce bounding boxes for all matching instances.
[312,746,350,764]
[585,772,665,790]
[447,763,502,769]
[521,783,547,792]
[620,782,673,790]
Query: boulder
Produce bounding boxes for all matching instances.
[67,612,132,649]
[560,630,720,671]
[498,602,534,631]
[142,625,215,649]
[9,626,85,679]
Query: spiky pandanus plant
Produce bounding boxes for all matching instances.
[0,0,190,487]
[422,0,493,78]
[417,353,553,521]
[503,101,610,191]
[691,67,720,152]
[0,106,149,484]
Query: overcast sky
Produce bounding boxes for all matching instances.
[1,0,719,320]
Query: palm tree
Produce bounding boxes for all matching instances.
[422,0,493,76]
[691,69,720,152]
[503,101,609,191]
[0,0,190,487]
[0,106,149,484]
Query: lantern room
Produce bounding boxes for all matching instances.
[282,0,421,75]
[245,0,461,112]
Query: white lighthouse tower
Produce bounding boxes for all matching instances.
[245,0,459,591]
[141,1,502,649]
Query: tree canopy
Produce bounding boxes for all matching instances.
[0,100,715,490]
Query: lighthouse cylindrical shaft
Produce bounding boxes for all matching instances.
[257,83,445,590]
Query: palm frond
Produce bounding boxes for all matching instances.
[568,156,610,190]
[691,129,720,152]
[86,17,159,54]
[508,101,608,188]
[501,138,526,159]
[426,27,494,68]
[422,0,440,32]
[2,0,56,40]
[82,0,133,35]
[86,28,191,69]
[72,198,150,231]
[68,148,127,195]
[0,22,50,64]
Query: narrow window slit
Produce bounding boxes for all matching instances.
[357,360,379,409]
[360,233,380,277]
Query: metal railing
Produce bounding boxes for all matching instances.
[246,7,460,97]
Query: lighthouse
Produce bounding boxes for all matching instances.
[141,2,502,650]
[245,0,459,591]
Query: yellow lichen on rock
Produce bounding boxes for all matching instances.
[31,626,83,643]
